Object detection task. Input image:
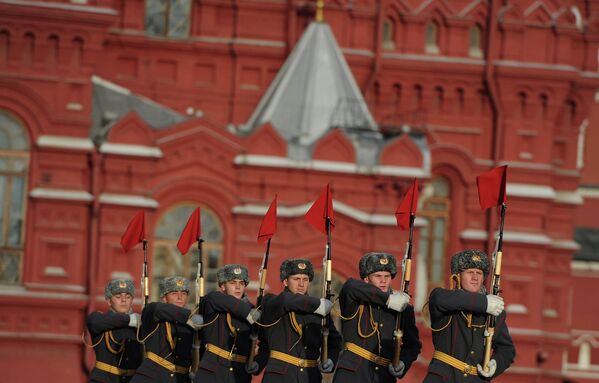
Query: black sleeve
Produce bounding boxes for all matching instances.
[341,278,390,307]
[490,312,516,377]
[327,316,343,366]
[429,288,488,315]
[261,291,321,324]
[399,305,422,377]
[202,291,252,321]
[141,302,191,325]
[254,338,270,374]
[86,311,129,336]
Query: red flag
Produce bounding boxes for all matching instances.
[476,165,508,210]
[305,184,335,235]
[120,211,145,252]
[177,208,202,255]
[395,179,419,230]
[257,196,277,243]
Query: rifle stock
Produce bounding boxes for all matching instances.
[321,217,333,364]
[391,214,414,369]
[191,239,205,374]
[142,240,149,307]
[246,238,271,369]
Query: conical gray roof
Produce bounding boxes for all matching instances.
[242,21,377,146]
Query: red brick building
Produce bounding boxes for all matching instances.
[1,1,599,382]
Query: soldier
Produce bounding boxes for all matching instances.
[423,249,515,382]
[193,264,264,383]
[332,252,421,382]
[258,258,342,383]
[86,279,143,382]
[130,276,203,383]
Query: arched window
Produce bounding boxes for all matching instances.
[456,88,465,114]
[71,37,84,67]
[578,342,591,369]
[540,94,548,120]
[0,111,30,284]
[413,84,423,110]
[518,92,527,118]
[425,22,439,54]
[433,86,444,112]
[23,32,34,67]
[47,35,59,68]
[152,204,223,303]
[145,0,192,38]
[393,83,402,115]
[418,177,451,292]
[382,18,396,50]
[469,25,482,58]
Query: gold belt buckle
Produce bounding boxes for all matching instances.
[298,359,307,368]
[463,363,472,374]
[374,356,385,365]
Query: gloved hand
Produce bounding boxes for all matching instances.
[246,308,262,325]
[186,314,204,330]
[314,298,333,316]
[128,313,140,328]
[319,358,334,373]
[388,361,405,377]
[477,359,497,378]
[246,361,260,375]
[387,292,410,313]
[486,295,504,316]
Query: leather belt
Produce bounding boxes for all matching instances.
[344,342,390,366]
[94,361,136,376]
[206,343,248,363]
[146,351,189,375]
[432,350,478,376]
[269,350,318,368]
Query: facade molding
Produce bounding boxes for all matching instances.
[99,193,159,208]
[36,135,94,151]
[29,188,93,202]
[99,142,163,158]
[0,0,118,15]
[507,183,556,199]
[579,187,599,199]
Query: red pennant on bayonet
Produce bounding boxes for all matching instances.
[177,208,202,255]
[395,179,419,230]
[305,184,335,235]
[257,196,277,243]
[476,165,508,210]
[120,211,145,252]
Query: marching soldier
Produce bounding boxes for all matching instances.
[259,258,342,383]
[86,279,143,382]
[423,249,515,382]
[332,252,421,382]
[131,276,203,383]
[193,264,264,383]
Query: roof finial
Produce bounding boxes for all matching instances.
[316,0,324,22]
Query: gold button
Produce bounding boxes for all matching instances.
[375,366,379,371]
[237,328,240,331]
[464,373,468,377]
[300,368,304,372]
[470,351,475,354]
[473,329,476,332]
[170,374,174,377]
[229,367,234,371]
[304,346,307,349]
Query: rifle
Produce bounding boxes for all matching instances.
[483,203,506,372]
[320,216,333,364]
[141,239,149,307]
[190,238,205,374]
[246,238,271,369]
[391,213,414,369]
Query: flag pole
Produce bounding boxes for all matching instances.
[142,239,149,307]
[190,237,204,374]
[321,215,332,364]
[247,237,271,368]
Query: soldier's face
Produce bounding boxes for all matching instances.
[460,268,484,293]
[220,279,246,299]
[162,290,189,307]
[284,274,310,294]
[364,271,392,292]
[108,293,133,313]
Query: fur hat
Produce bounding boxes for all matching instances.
[359,252,398,279]
[450,249,490,277]
[217,264,249,286]
[159,276,190,297]
[280,259,314,281]
[104,279,135,300]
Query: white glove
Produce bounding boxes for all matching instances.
[314,298,333,316]
[387,292,410,313]
[486,295,504,316]
[246,308,262,325]
[128,313,140,328]
[319,358,334,373]
[388,361,405,377]
[186,314,204,330]
[477,359,497,378]
[246,361,260,374]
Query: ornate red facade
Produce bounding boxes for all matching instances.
[1,1,599,382]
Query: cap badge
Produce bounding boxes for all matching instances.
[380,258,389,265]
[298,262,306,270]
[234,267,242,275]
[118,281,127,288]
[472,255,481,262]
[176,279,184,287]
